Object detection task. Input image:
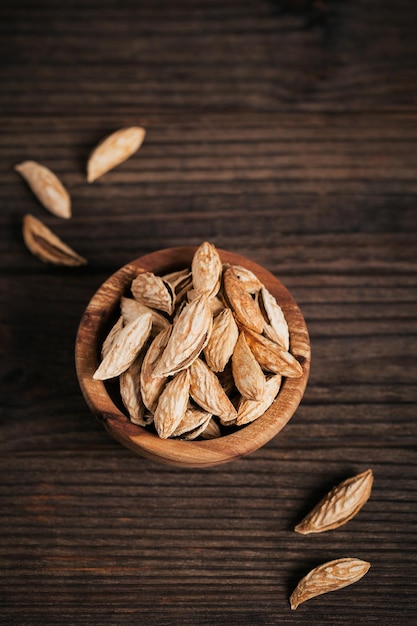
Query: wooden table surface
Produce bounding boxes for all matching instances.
[1,1,417,624]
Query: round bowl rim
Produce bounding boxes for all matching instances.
[75,246,311,467]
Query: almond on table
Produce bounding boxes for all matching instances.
[87,126,146,182]
[22,214,87,267]
[15,161,71,219]
[289,558,371,610]
[295,469,374,535]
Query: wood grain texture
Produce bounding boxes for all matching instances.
[1,0,417,623]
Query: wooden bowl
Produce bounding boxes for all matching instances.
[75,247,310,468]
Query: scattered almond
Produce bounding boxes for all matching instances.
[22,214,87,266]
[87,126,146,182]
[290,558,370,610]
[15,161,71,219]
[295,469,374,534]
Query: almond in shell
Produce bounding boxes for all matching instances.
[22,214,87,267]
[140,326,172,413]
[191,241,223,298]
[93,312,152,380]
[204,308,239,372]
[153,369,190,439]
[171,406,212,439]
[259,286,290,350]
[87,126,146,182]
[15,161,71,219]
[121,296,170,334]
[290,558,370,610]
[200,417,222,439]
[101,315,124,358]
[189,358,237,423]
[223,266,264,333]
[236,374,281,426]
[226,264,262,294]
[295,469,374,535]
[243,328,303,378]
[232,332,266,401]
[152,294,212,378]
[120,352,153,427]
[131,272,175,316]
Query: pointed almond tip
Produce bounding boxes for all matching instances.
[87,169,96,184]
[14,160,30,172]
[61,203,72,219]
[293,358,304,378]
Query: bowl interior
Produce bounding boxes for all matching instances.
[75,246,310,467]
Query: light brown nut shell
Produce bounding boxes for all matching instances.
[204,308,239,372]
[120,352,153,427]
[22,214,87,266]
[153,369,190,439]
[152,294,212,378]
[223,266,264,333]
[200,417,222,440]
[121,296,170,334]
[243,328,303,378]
[140,326,172,413]
[189,358,237,422]
[232,332,265,401]
[235,374,281,426]
[93,312,152,380]
[171,406,212,439]
[290,558,371,610]
[101,315,124,359]
[295,469,374,534]
[15,161,71,219]
[87,126,146,182]
[131,272,175,316]
[259,286,290,350]
[228,264,262,294]
[191,241,223,298]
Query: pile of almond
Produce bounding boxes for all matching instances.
[93,242,303,439]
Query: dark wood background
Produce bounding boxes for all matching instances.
[1,1,417,624]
